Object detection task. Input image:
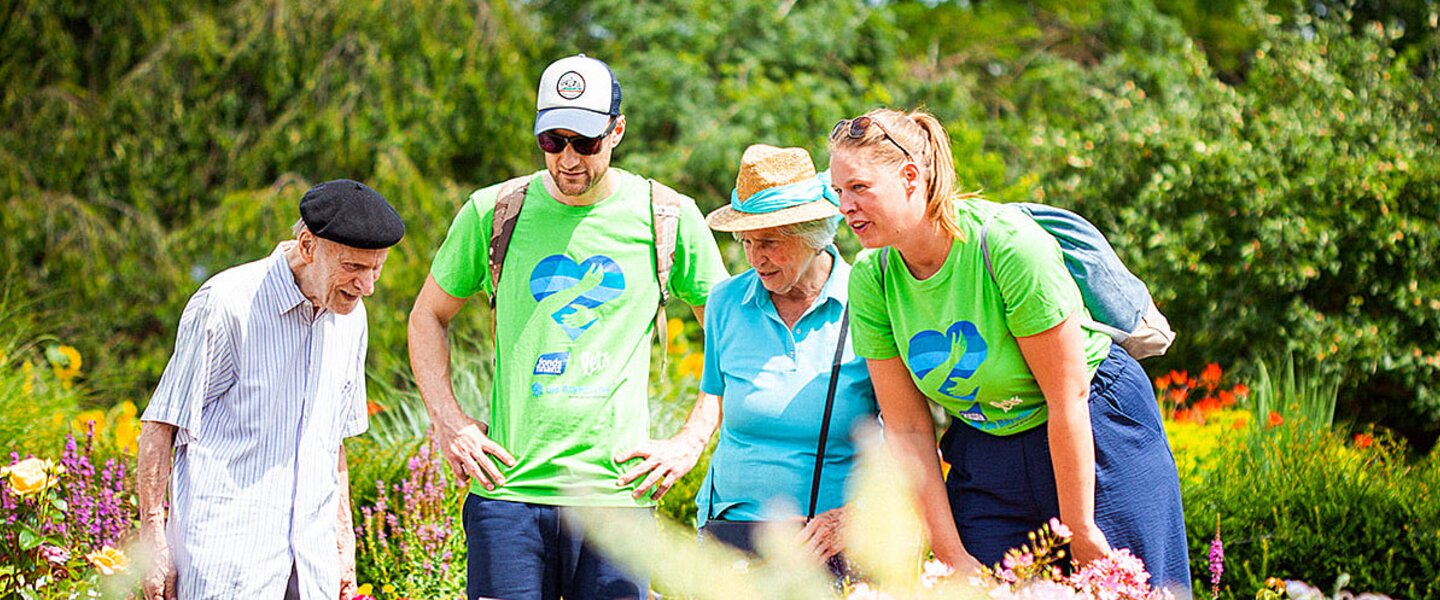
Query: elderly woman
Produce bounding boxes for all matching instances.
[827,108,1190,594]
[616,144,878,561]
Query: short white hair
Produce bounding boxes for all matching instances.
[732,217,838,251]
[292,218,308,237]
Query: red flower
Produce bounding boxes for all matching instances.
[1154,374,1172,390]
[1354,433,1374,448]
[366,400,385,416]
[1194,397,1222,415]
[1231,383,1250,398]
[1218,390,1237,407]
[1201,363,1223,387]
[1267,411,1284,428]
[1167,387,1189,404]
[1171,370,1190,386]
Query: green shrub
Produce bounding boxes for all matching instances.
[1008,2,1440,433]
[1183,424,1440,597]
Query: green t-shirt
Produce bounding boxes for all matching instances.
[430,169,728,506]
[848,199,1112,436]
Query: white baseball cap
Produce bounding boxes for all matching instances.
[534,54,622,137]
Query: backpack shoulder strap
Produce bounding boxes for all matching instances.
[488,175,531,309]
[649,180,684,307]
[649,180,685,370]
[879,246,891,288]
[979,208,1002,288]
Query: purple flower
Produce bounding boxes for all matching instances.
[1209,530,1224,595]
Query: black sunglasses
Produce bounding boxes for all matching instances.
[537,119,617,156]
[830,116,913,160]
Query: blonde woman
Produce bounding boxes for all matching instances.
[827,109,1190,594]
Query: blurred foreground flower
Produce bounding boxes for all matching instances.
[85,546,129,575]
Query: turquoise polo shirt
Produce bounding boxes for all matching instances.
[697,247,879,525]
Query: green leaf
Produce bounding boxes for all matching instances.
[50,497,67,513]
[18,529,41,550]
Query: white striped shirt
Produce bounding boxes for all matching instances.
[143,243,368,600]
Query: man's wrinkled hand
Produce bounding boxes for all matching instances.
[614,435,705,500]
[141,536,177,600]
[434,415,516,491]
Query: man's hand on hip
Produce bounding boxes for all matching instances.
[434,415,516,491]
[614,432,706,501]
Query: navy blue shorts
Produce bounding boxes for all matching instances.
[941,345,1192,594]
[462,494,648,600]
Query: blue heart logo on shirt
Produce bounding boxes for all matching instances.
[907,321,988,401]
[529,254,626,340]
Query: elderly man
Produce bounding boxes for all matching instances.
[137,179,404,600]
[409,54,727,600]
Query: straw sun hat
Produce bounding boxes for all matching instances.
[705,144,840,232]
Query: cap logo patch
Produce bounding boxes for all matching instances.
[556,71,586,100]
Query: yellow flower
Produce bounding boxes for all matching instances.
[666,317,687,354]
[73,409,108,437]
[6,457,57,497]
[113,414,140,455]
[21,360,34,395]
[382,583,396,594]
[678,352,705,380]
[85,546,129,575]
[355,583,374,595]
[52,345,82,381]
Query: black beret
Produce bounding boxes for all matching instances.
[299,179,405,249]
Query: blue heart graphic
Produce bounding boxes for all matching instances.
[907,321,988,401]
[529,254,626,340]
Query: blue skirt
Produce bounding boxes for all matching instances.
[941,344,1192,595]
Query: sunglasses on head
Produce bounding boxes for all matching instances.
[536,119,617,155]
[830,116,914,160]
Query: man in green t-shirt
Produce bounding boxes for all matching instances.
[408,55,728,600]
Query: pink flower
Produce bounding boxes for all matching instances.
[1002,552,1035,571]
[1048,518,1073,539]
[40,545,70,564]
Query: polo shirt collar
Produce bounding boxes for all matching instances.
[740,245,850,311]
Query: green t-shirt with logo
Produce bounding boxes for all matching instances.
[430,169,728,506]
[848,200,1112,436]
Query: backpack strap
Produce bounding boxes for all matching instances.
[488,176,531,310]
[879,246,891,288]
[650,180,684,371]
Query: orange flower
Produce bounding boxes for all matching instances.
[1231,417,1248,430]
[1172,408,1192,423]
[1231,383,1250,398]
[1170,370,1190,386]
[1218,390,1236,407]
[1154,374,1171,390]
[1200,363,1223,387]
[1354,433,1374,448]
[1167,388,1188,403]
[1194,397,1221,415]
[366,400,385,416]
[1267,411,1284,428]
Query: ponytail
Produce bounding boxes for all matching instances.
[828,108,981,241]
